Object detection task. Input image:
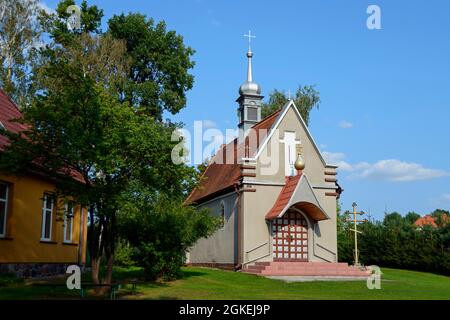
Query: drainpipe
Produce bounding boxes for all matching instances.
[77,207,84,267]
[234,183,242,271]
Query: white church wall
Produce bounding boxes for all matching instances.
[188,192,238,265]
[241,185,283,264]
[246,104,338,263]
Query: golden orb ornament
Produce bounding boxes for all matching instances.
[294,153,305,171]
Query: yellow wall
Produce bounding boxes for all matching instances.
[0,173,88,264]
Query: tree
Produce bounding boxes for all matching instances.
[118,187,219,280]
[405,211,421,225]
[261,85,320,125]
[431,209,450,228]
[108,13,195,120]
[40,0,103,45]
[0,0,42,109]
[0,0,213,289]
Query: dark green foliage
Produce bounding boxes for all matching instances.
[118,191,220,280]
[337,211,450,275]
[0,273,23,287]
[41,0,104,45]
[261,86,320,125]
[108,13,195,120]
[114,239,138,268]
[0,0,205,284]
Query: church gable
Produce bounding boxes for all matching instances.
[252,101,335,185]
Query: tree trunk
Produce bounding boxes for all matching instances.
[99,252,114,295]
[91,258,100,284]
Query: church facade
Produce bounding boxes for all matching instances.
[186,45,368,277]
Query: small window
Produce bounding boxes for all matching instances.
[247,107,258,121]
[41,194,54,241]
[64,202,74,243]
[220,201,225,228]
[0,183,9,238]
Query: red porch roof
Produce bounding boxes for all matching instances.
[265,174,329,221]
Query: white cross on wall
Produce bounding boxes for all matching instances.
[280,132,301,176]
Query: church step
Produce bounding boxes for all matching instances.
[254,262,271,267]
[261,269,369,276]
[244,261,370,277]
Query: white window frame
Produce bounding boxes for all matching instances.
[64,202,74,243]
[0,183,9,238]
[41,194,54,241]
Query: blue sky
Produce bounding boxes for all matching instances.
[41,0,450,219]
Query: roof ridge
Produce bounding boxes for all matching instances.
[252,109,281,128]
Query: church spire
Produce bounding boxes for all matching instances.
[247,50,253,83]
[244,30,255,83]
[237,30,263,134]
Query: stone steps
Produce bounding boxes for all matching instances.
[243,261,370,277]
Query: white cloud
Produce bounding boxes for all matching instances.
[338,120,353,129]
[355,159,449,182]
[202,120,217,129]
[323,152,449,182]
[442,194,450,201]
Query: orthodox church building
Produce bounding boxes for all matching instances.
[187,42,368,277]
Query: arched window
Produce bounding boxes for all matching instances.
[220,201,225,228]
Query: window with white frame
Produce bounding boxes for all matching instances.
[0,183,9,238]
[64,202,74,243]
[41,194,54,241]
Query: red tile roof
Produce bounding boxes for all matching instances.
[187,110,281,204]
[0,90,28,150]
[415,215,437,228]
[0,89,84,183]
[265,174,302,220]
[415,214,449,228]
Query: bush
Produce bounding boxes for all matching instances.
[118,192,220,281]
[337,211,450,276]
[114,239,138,268]
[0,273,23,287]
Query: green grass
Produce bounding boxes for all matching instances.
[1,267,449,300]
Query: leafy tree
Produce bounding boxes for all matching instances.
[405,211,421,225]
[431,209,450,228]
[40,0,103,45]
[0,0,42,109]
[261,85,320,125]
[338,210,450,276]
[0,0,205,289]
[108,13,195,120]
[118,187,219,280]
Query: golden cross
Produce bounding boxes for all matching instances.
[345,202,367,266]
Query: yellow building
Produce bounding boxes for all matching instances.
[0,90,88,277]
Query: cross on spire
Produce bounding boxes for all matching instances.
[244,30,256,51]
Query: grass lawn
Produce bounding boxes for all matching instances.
[1,266,449,300]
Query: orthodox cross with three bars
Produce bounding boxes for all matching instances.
[244,30,256,50]
[346,202,368,266]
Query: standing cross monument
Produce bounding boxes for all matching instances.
[346,202,367,266]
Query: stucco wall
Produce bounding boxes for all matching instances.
[243,105,338,263]
[0,174,87,264]
[188,192,238,264]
